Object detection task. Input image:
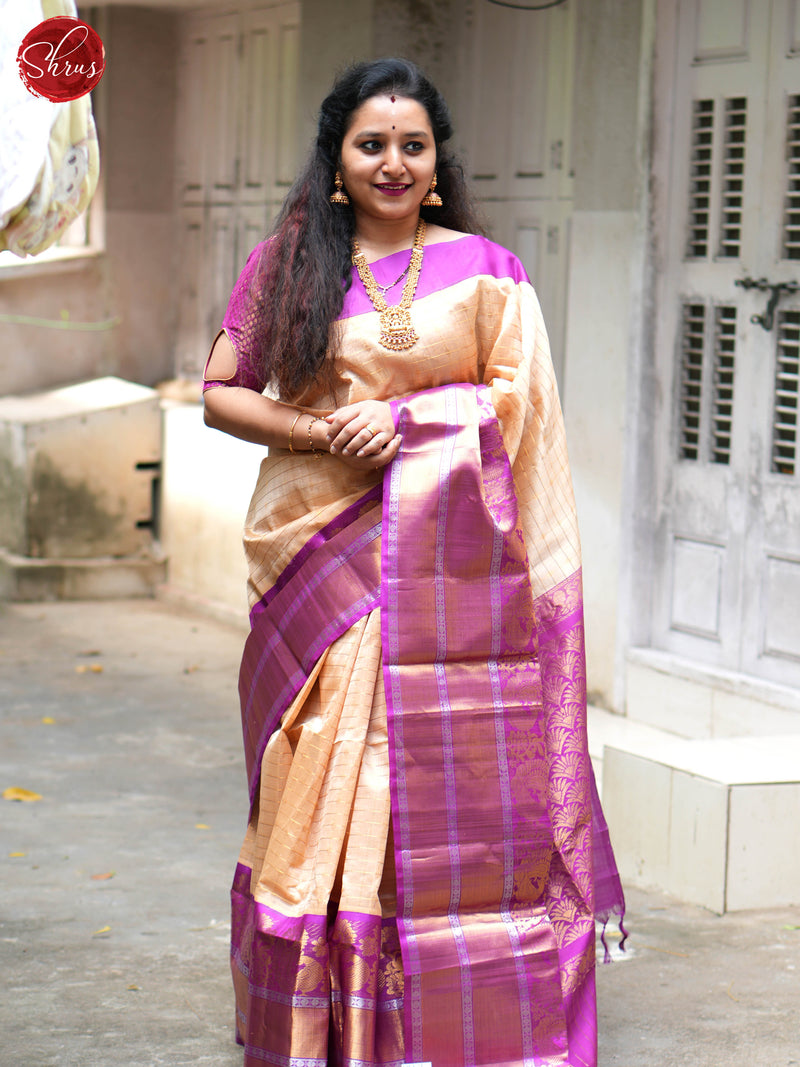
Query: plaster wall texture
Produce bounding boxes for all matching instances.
[571,0,644,214]
[0,377,160,560]
[563,210,637,705]
[160,403,262,624]
[297,0,460,152]
[0,259,115,395]
[298,0,375,147]
[560,0,655,710]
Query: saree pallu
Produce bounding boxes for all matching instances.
[231,383,624,1067]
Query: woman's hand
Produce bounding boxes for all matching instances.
[325,400,401,468]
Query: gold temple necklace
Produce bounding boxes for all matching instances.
[374,262,411,294]
[351,218,426,351]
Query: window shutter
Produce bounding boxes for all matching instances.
[718,98,746,258]
[783,94,800,260]
[686,100,714,258]
[678,302,737,464]
[678,302,706,459]
[772,310,800,476]
[710,306,736,464]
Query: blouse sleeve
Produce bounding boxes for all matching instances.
[202,241,269,393]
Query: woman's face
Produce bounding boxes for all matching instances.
[339,94,437,228]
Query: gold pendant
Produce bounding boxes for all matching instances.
[379,305,419,351]
[351,218,426,352]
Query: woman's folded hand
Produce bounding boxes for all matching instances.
[325,400,401,468]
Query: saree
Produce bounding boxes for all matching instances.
[212,236,625,1067]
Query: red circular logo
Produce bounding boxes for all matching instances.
[17,16,105,103]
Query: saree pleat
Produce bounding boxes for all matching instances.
[234,611,405,1065]
[224,236,623,1067]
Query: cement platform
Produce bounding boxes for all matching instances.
[1,599,798,1066]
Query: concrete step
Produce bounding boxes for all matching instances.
[588,707,800,913]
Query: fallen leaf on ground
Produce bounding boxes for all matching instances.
[91,871,115,881]
[127,984,140,991]
[183,665,200,674]
[79,649,102,657]
[75,664,103,674]
[195,823,210,830]
[92,926,111,936]
[3,787,42,802]
[9,851,27,858]
[41,716,55,725]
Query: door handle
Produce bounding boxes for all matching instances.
[734,276,799,331]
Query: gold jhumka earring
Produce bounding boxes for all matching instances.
[420,172,443,207]
[330,171,350,205]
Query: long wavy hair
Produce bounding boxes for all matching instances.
[249,58,486,400]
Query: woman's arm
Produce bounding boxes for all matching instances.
[202,333,329,451]
[203,332,402,468]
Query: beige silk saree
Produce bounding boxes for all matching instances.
[206,235,625,1067]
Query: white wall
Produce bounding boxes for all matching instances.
[160,402,263,624]
[562,0,655,709]
[564,211,638,705]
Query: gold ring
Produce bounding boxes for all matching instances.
[366,424,377,437]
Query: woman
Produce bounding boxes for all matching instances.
[203,58,624,1067]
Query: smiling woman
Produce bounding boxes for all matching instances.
[201,57,624,1067]
[338,95,437,231]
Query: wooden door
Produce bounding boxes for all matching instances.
[174,3,299,378]
[458,0,575,382]
[653,0,800,688]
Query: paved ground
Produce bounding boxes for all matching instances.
[1,599,798,1066]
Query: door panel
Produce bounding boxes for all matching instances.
[693,0,751,59]
[654,0,800,686]
[458,0,574,384]
[174,4,300,379]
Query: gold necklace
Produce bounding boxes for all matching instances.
[351,219,426,351]
[374,262,411,294]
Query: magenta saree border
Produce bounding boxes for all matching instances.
[232,862,405,1066]
[238,487,382,805]
[382,384,571,1066]
[341,235,529,319]
[249,484,382,622]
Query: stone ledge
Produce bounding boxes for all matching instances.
[0,548,167,601]
[626,647,800,738]
[595,711,800,912]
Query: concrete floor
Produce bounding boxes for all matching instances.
[1,599,798,1067]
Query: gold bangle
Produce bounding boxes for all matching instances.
[288,412,303,453]
[307,416,323,459]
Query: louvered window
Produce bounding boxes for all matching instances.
[711,307,736,464]
[678,303,705,459]
[772,311,800,475]
[718,98,746,258]
[678,302,737,464]
[686,100,714,258]
[783,95,800,260]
